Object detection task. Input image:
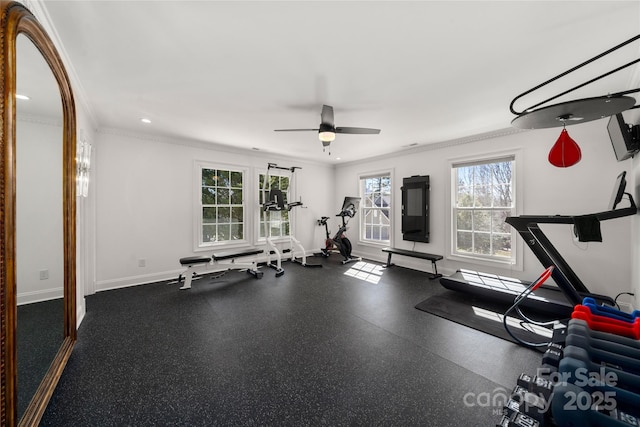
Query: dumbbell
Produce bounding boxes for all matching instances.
[582,297,640,322]
[496,410,540,427]
[571,309,640,339]
[560,347,640,395]
[568,319,640,351]
[504,384,550,425]
[564,333,640,375]
[551,381,640,427]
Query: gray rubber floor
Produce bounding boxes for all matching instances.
[40,255,542,426]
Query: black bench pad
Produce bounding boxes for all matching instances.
[180,256,212,266]
[382,247,442,261]
[212,248,263,261]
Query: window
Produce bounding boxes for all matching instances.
[452,156,515,262]
[360,173,391,244]
[199,165,245,246]
[259,172,291,239]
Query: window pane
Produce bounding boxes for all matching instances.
[218,207,230,223]
[203,225,216,243]
[231,171,243,188]
[202,169,217,186]
[456,210,472,231]
[230,189,242,205]
[493,183,512,208]
[456,231,472,253]
[203,207,216,223]
[218,170,230,187]
[475,233,491,255]
[202,187,216,204]
[492,235,511,258]
[492,210,510,233]
[280,177,289,192]
[474,210,491,232]
[381,227,389,241]
[457,186,473,207]
[218,224,230,241]
[474,185,491,207]
[231,207,242,223]
[231,223,243,240]
[366,224,373,239]
[218,188,230,205]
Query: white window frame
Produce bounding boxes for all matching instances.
[358,170,392,247]
[446,150,523,270]
[256,168,295,244]
[194,161,249,251]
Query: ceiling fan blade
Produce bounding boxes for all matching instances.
[320,104,334,126]
[335,127,381,134]
[274,128,319,132]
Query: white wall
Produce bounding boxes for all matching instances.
[335,119,635,301]
[16,119,64,304]
[93,131,333,291]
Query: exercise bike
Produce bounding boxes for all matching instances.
[317,197,362,265]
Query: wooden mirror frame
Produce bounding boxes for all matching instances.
[0,1,76,426]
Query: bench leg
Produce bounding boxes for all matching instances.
[429,260,442,280]
[179,266,195,290]
[384,252,393,268]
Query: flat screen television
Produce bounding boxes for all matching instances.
[607,113,640,161]
[609,171,627,210]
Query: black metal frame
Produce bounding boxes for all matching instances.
[505,202,637,307]
[510,33,640,116]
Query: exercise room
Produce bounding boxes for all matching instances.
[2,1,640,426]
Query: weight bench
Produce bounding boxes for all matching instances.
[381,247,443,279]
[177,248,264,290]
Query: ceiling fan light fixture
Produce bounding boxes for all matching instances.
[318,131,335,142]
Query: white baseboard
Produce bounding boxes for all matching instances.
[17,288,63,305]
[95,268,184,292]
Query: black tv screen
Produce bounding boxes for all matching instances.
[607,114,638,161]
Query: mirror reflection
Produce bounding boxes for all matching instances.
[15,33,64,420]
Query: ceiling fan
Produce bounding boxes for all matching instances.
[274,104,381,152]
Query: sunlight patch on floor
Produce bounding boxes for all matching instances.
[344,261,384,284]
[472,306,553,338]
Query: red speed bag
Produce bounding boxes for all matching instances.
[548,128,582,167]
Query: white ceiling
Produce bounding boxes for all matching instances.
[37,1,640,163]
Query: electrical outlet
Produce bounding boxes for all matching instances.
[39,269,49,280]
[138,259,146,268]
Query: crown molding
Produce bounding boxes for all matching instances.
[337,127,528,168]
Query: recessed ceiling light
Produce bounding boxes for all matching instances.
[336,157,341,160]
[16,94,29,100]
[140,118,151,124]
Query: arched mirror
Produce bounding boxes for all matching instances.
[1,2,77,426]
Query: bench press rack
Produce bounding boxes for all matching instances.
[177,248,264,290]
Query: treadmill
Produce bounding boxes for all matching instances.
[440,171,638,318]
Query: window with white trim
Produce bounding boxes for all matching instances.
[199,165,245,246]
[259,172,291,239]
[360,173,391,244]
[452,156,515,262]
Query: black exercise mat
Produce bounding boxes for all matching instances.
[415,290,555,348]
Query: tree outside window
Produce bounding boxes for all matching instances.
[201,167,244,244]
[453,158,514,261]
